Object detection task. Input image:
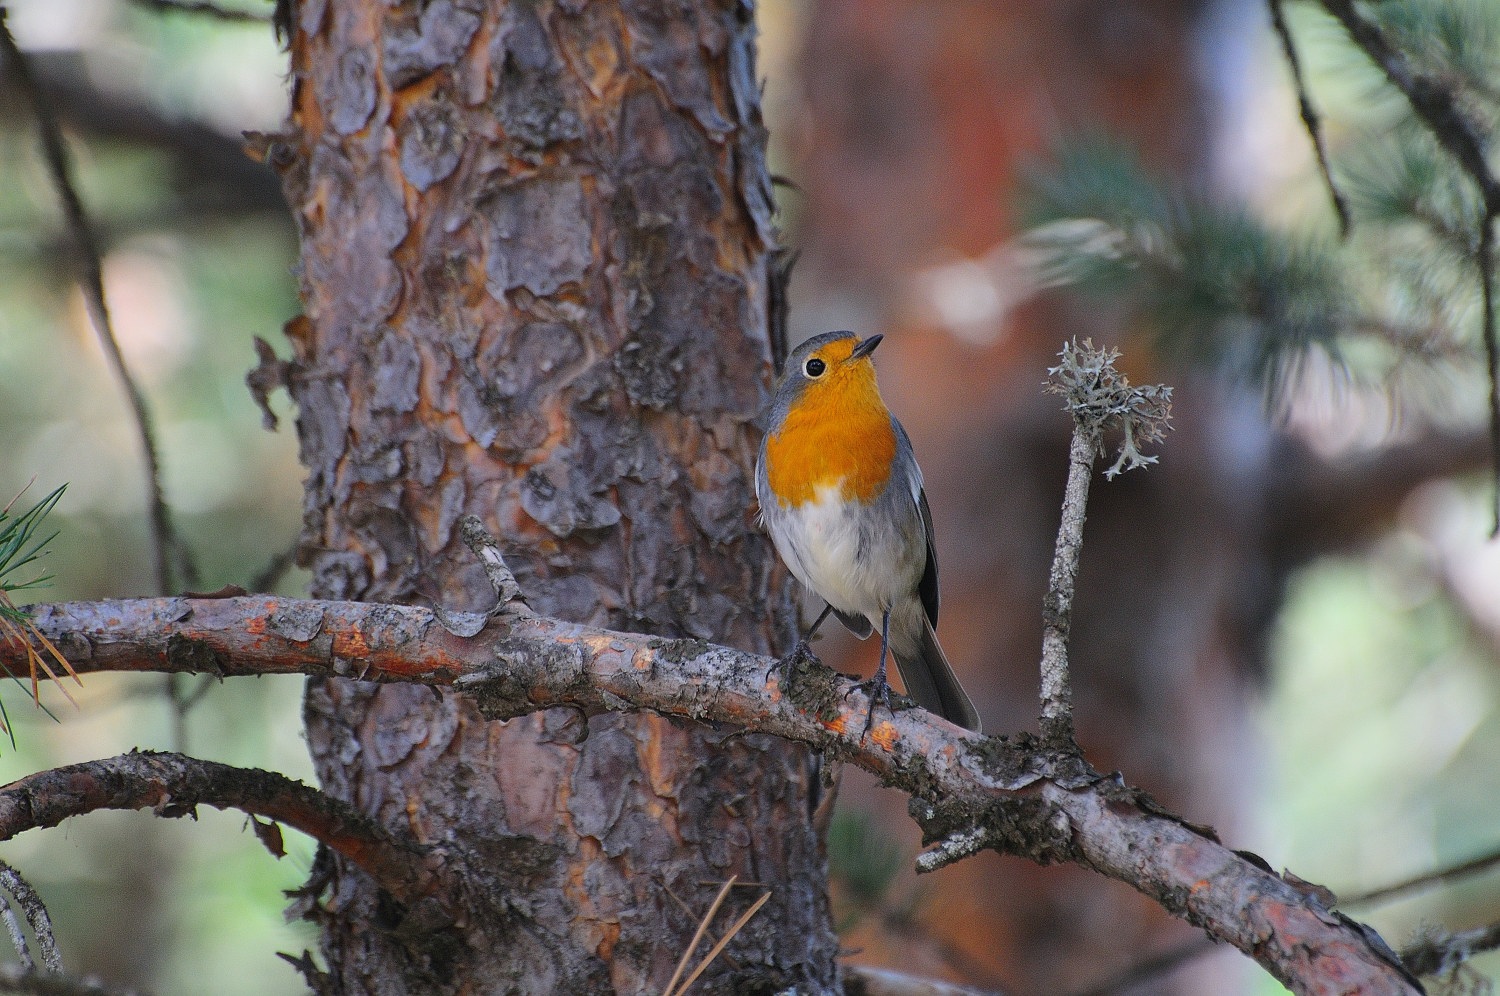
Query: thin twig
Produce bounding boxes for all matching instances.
[1064,938,1213,996]
[126,0,271,23]
[1039,425,1096,744]
[0,900,31,973]
[1480,212,1500,536]
[1039,342,1172,744]
[458,516,529,612]
[165,673,200,753]
[1401,920,1500,979]
[248,543,298,594]
[1318,0,1500,532]
[769,247,799,374]
[0,13,196,595]
[1346,845,1500,909]
[1268,0,1351,237]
[1319,0,1500,215]
[0,863,60,973]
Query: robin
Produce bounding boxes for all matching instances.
[756,331,982,733]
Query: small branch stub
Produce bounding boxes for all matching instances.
[458,515,530,615]
[1040,341,1172,744]
[1402,920,1500,981]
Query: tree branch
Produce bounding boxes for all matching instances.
[1067,836,1500,994]
[125,0,271,23]
[1039,342,1173,745]
[1318,0,1500,216]
[1038,425,1095,744]
[1268,0,1351,237]
[1401,920,1500,981]
[0,751,440,908]
[1318,0,1500,533]
[0,593,1421,994]
[1266,425,1490,566]
[0,862,60,974]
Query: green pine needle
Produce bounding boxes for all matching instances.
[0,483,74,750]
[1021,140,1351,404]
[0,483,65,619]
[1020,122,1491,416]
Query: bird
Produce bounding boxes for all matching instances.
[755,331,982,733]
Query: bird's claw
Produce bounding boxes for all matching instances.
[766,639,820,683]
[847,673,893,740]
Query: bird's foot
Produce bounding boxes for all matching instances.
[848,673,893,741]
[766,638,821,683]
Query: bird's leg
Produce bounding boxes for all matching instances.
[790,603,833,662]
[858,609,894,738]
[768,603,834,681]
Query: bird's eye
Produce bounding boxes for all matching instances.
[803,357,827,378]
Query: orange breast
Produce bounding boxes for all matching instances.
[764,369,898,507]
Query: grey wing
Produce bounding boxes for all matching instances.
[753,442,770,527]
[917,487,939,628]
[893,419,939,628]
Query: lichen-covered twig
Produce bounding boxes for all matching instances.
[1037,425,1097,745]
[0,862,60,974]
[458,515,529,613]
[1040,341,1172,744]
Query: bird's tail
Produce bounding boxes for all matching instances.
[892,615,982,733]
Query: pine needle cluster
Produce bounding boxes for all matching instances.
[1021,0,1500,422]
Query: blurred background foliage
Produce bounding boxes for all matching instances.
[1010,4,1500,985]
[1,0,312,991]
[0,0,1498,993]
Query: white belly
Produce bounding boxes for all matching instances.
[771,482,921,623]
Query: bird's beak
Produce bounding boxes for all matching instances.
[850,334,884,359]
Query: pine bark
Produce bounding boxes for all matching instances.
[272,0,839,991]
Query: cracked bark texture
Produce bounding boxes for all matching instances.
[272,0,838,991]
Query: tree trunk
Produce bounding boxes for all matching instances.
[273,0,839,990]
